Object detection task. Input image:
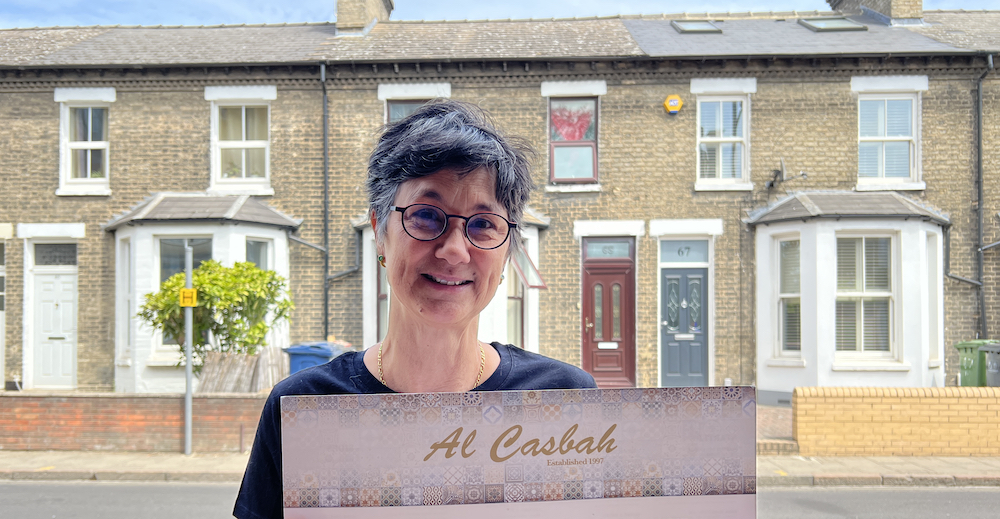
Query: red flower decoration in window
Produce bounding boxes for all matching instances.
[551,106,593,141]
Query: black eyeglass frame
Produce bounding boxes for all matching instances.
[391,204,517,250]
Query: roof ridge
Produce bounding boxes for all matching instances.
[0,21,336,31]
[132,192,167,221]
[796,193,822,217]
[925,9,1000,13]
[384,10,841,24]
[224,195,250,219]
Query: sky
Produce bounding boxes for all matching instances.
[0,0,997,29]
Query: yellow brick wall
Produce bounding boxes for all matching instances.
[793,387,1000,456]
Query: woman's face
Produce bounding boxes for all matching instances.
[378,167,510,328]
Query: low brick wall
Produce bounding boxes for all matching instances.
[0,392,266,452]
[793,387,1000,456]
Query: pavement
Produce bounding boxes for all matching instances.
[1,405,998,488]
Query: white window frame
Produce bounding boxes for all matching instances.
[150,234,214,362]
[245,237,272,271]
[206,85,276,195]
[851,75,926,191]
[691,78,755,192]
[856,93,921,186]
[924,231,943,370]
[542,80,606,193]
[0,239,6,388]
[695,95,751,190]
[776,236,801,358]
[55,88,116,197]
[834,232,899,360]
[115,238,134,369]
[506,261,526,348]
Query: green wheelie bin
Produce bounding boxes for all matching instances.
[979,343,1000,387]
[954,340,997,387]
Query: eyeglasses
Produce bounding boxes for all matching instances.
[391,204,516,250]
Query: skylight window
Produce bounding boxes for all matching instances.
[798,17,867,32]
[671,20,722,34]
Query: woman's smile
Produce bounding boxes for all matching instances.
[422,273,473,286]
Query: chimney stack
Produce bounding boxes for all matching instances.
[336,0,394,34]
[827,1,923,23]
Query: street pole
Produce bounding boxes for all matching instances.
[184,240,193,456]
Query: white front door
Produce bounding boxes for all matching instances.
[34,273,77,388]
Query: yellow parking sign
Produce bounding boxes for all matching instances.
[179,288,198,307]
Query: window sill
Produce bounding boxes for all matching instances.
[544,183,602,193]
[694,182,753,192]
[767,357,806,368]
[207,185,274,196]
[855,181,925,191]
[928,359,943,368]
[56,185,111,197]
[145,355,184,367]
[832,360,911,372]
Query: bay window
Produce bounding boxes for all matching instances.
[778,239,801,353]
[158,238,212,346]
[836,236,892,353]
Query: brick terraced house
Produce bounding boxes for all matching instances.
[1,0,998,401]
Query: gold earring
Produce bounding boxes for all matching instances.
[378,254,386,267]
[500,274,505,282]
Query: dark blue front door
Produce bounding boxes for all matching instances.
[661,268,708,386]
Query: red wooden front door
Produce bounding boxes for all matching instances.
[581,237,636,387]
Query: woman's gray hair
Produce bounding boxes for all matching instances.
[367,99,535,256]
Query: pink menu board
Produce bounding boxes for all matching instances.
[281,387,756,518]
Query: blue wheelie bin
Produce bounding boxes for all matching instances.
[284,342,348,374]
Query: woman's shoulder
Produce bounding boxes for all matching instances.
[267,350,370,401]
[492,343,598,390]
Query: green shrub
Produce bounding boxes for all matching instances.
[137,260,293,374]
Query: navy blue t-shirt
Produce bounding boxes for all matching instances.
[233,342,596,519]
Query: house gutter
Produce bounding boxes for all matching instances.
[321,63,331,340]
[288,233,326,253]
[976,54,994,339]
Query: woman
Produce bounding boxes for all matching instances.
[233,100,596,519]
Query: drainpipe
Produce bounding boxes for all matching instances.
[946,226,982,287]
[321,63,330,340]
[328,230,362,281]
[976,54,994,339]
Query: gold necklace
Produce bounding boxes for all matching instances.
[377,342,486,390]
